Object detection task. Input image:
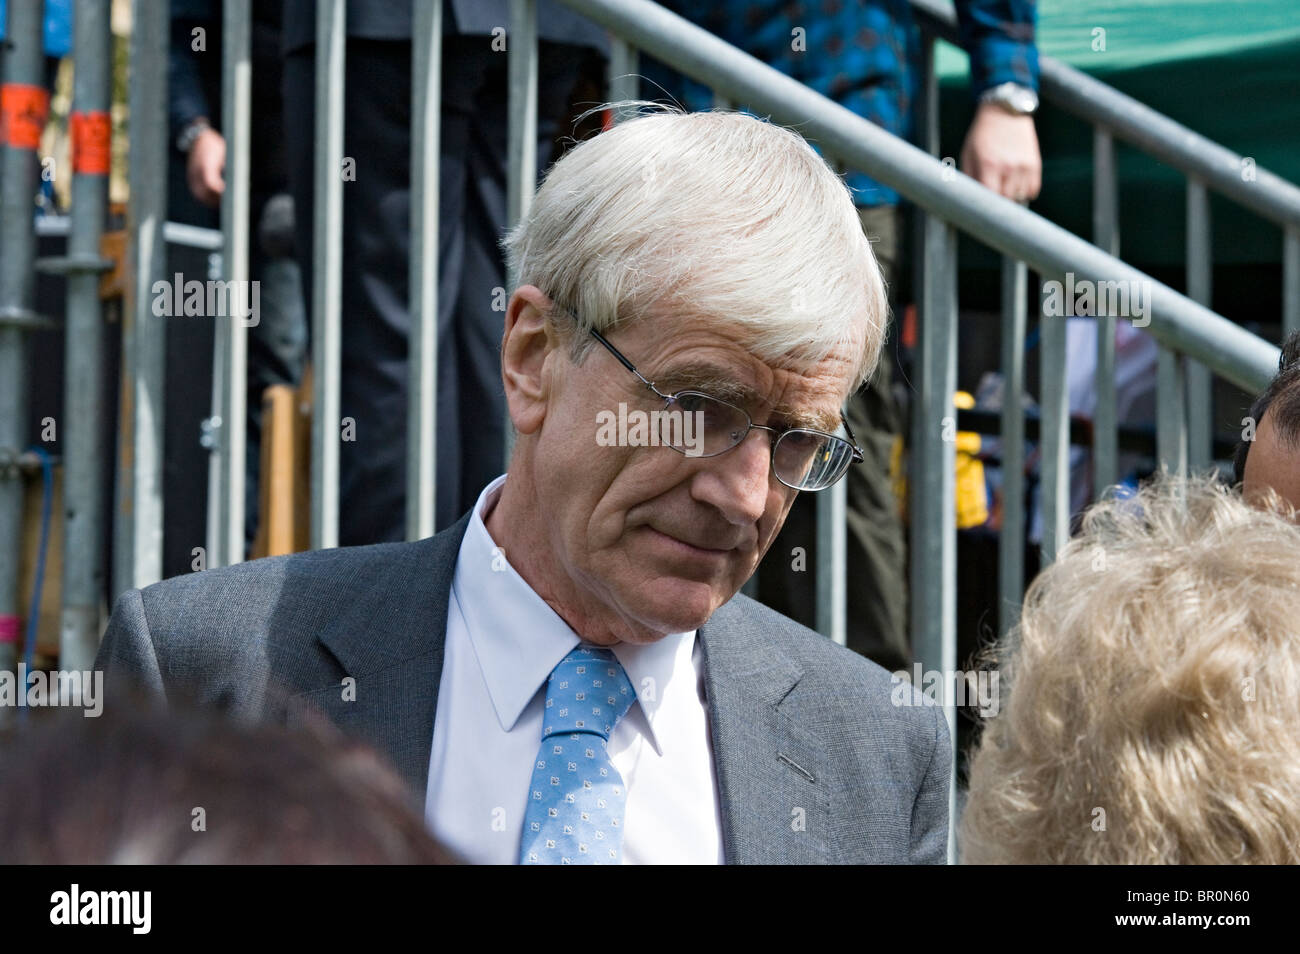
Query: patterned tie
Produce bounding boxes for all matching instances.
[519,645,637,865]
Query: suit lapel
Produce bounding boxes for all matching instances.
[313,514,472,803]
[700,599,831,864]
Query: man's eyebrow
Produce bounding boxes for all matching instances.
[649,361,843,432]
[651,362,753,403]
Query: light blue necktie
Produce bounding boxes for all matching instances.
[519,645,636,865]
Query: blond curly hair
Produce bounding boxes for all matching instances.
[962,473,1300,864]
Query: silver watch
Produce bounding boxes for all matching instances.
[176,117,211,154]
[978,82,1039,116]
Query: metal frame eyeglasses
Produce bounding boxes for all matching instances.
[588,327,864,491]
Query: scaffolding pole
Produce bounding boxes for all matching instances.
[59,0,114,670]
[310,0,344,551]
[0,0,48,717]
[114,0,169,597]
[207,0,252,567]
[407,0,442,541]
[504,0,537,467]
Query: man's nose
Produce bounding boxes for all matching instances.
[690,429,774,526]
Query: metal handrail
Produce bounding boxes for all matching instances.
[909,0,1300,231]
[558,0,1281,392]
[27,0,1273,862]
[550,0,1287,865]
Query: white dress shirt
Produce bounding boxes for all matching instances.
[425,475,725,864]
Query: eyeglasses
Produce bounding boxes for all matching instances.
[588,326,864,492]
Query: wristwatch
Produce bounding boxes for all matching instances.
[176,116,211,155]
[978,82,1039,116]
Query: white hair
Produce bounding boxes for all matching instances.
[502,105,887,391]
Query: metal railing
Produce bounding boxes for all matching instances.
[909,0,1300,640]
[546,0,1284,863]
[2,0,1292,859]
[0,0,47,705]
[117,0,168,599]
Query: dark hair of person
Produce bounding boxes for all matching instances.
[1233,331,1300,485]
[0,694,456,864]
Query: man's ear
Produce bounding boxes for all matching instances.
[501,285,561,435]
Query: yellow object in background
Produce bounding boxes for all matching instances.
[890,433,906,521]
[953,392,989,529]
[892,392,990,529]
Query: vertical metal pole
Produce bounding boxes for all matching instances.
[311,0,345,551]
[1282,226,1299,341]
[912,215,958,865]
[815,154,847,644]
[60,0,113,670]
[505,0,537,466]
[909,33,956,865]
[1185,178,1212,470]
[115,0,169,594]
[1092,128,1118,497]
[213,0,251,566]
[407,0,442,541]
[1157,348,1188,475]
[814,477,846,646]
[998,257,1026,637]
[607,37,638,121]
[0,0,46,701]
[204,287,227,561]
[1039,275,1070,564]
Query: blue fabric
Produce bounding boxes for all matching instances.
[519,645,637,865]
[649,0,1038,207]
[0,0,73,57]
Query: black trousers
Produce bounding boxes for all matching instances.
[284,38,585,543]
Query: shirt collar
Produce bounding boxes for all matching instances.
[451,475,694,755]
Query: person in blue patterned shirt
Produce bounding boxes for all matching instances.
[644,0,1041,671]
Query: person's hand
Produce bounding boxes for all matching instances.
[959,102,1041,203]
[186,127,226,208]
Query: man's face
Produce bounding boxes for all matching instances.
[1243,406,1300,513]
[528,307,858,642]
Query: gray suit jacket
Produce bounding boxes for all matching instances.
[97,513,950,864]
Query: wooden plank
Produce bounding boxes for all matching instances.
[252,368,313,558]
[19,463,64,657]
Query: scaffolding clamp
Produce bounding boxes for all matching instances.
[0,304,56,331]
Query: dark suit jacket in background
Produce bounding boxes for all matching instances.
[281,0,608,541]
[282,0,609,54]
[97,514,951,864]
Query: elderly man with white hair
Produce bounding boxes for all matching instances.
[98,108,950,865]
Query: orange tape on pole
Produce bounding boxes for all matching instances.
[71,110,112,175]
[0,83,50,150]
